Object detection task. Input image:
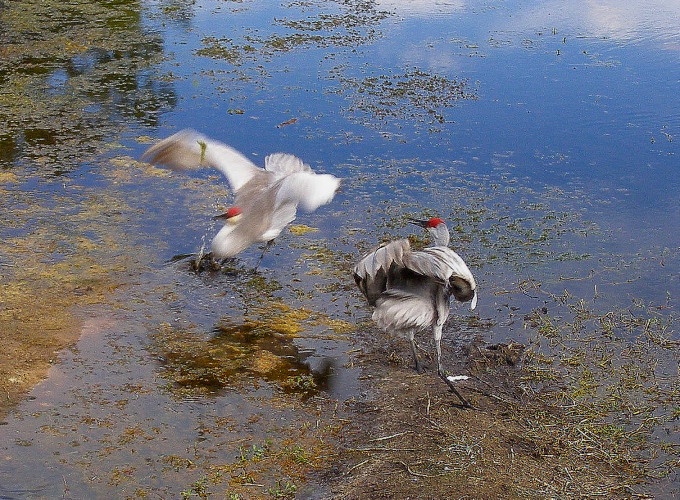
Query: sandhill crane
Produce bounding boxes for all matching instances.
[353,217,477,407]
[142,129,340,262]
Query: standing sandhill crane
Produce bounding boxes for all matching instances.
[353,217,477,407]
[142,129,340,262]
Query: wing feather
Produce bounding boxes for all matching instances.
[353,239,410,281]
[404,247,477,307]
[264,153,312,174]
[142,129,262,192]
[353,239,410,305]
[404,247,474,285]
[274,172,340,212]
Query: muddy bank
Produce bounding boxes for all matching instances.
[320,326,678,499]
[1,276,677,499]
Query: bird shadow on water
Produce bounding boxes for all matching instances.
[151,317,337,401]
[152,253,352,402]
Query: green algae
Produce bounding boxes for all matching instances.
[0,0,176,411]
[288,224,318,236]
[150,298,354,399]
[339,69,478,130]
[0,0,174,174]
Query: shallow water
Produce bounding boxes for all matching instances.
[0,0,678,497]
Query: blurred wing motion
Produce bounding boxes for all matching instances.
[142,129,262,192]
[142,129,341,260]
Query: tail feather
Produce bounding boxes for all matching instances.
[373,290,434,332]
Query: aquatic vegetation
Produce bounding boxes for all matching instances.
[288,224,318,236]
[0,0,181,414]
[196,37,245,65]
[194,0,390,72]
[150,299,354,398]
[517,296,679,486]
[262,0,391,51]
[338,69,478,130]
[0,180,149,412]
[0,0,175,173]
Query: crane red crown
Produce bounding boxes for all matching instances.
[426,217,445,228]
[225,206,242,218]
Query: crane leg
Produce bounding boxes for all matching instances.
[438,369,471,408]
[409,332,425,373]
[434,327,471,408]
[254,239,275,270]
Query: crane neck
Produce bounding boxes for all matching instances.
[429,223,450,247]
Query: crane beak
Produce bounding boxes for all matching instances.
[212,212,235,221]
[213,207,243,223]
[213,212,243,224]
[407,218,429,228]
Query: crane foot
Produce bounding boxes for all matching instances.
[438,371,472,408]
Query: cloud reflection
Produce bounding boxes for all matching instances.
[516,0,680,45]
[376,0,465,16]
[377,0,680,49]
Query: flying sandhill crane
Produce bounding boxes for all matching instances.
[142,129,340,262]
[353,217,478,407]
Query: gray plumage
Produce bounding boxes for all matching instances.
[353,217,477,407]
[142,129,340,259]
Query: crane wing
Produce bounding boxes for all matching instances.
[264,153,312,174]
[353,239,411,305]
[246,171,340,241]
[260,202,298,241]
[404,247,477,308]
[142,129,262,192]
[274,171,341,212]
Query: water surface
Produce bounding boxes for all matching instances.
[0,0,677,497]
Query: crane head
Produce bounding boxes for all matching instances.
[408,217,446,229]
[409,217,450,247]
[212,206,243,224]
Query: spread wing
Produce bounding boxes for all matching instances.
[265,153,340,211]
[404,247,477,308]
[264,153,312,175]
[354,239,443,332]
[141,129,264,192]
[353,239,411,306]
[274,172,341,212]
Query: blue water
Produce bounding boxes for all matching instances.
[0,0,678,497]
[134,0,678,301]
[136,0,678,254]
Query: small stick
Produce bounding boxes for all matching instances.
[369,431,411,442]
[398,460,439,478]
[344,458,371,476]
